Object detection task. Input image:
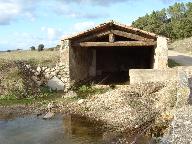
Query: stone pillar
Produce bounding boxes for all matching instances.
[89,49,96,77]
[154,36,168,69]
[60,39,71,92]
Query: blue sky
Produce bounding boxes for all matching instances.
[0,0,190,51]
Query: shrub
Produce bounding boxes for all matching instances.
[38,44,44,51]
[30,46,35,51]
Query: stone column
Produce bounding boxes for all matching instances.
[60,39,71,92]
[89,49,96,77]
[153,36,168,69]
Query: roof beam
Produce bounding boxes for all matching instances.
[75,31,111,42]
[111,30,155,42]
[72,41,156,47]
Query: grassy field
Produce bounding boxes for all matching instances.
[0,50,60,66]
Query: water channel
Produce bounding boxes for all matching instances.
[0,114,155,144]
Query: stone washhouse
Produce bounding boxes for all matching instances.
[60,21,168,91]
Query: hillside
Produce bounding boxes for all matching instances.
[169,37,192,54]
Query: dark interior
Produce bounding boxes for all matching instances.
[95,46,154,84]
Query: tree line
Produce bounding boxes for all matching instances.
[132,2,192,40]
[30,44,44,51]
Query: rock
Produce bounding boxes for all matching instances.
[37,66,41,72]
[43,112,54,119]
[55,70,59,74]
[42,67,47,71]
[47,76,65,91]
[50,72,56,76]
[45,68,50,73]
[31,75,37,81]
[25,64,31,69]
[45,74,50,79]
[61,78,68,83]
[59,63,64,67]
[77,99,84,104]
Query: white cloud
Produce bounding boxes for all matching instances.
[0,0,37,25]
[0,30,61,50]
[73,21,96,32]
[56,0,183,6]
[41,27,62,41]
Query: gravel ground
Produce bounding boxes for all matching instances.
[162,86,192,144]
[64,81,177,133]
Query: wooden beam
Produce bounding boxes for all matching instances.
[109,33,115,42]
[111,30,154,42]
[72,41,156,47]
[75,31,111,42]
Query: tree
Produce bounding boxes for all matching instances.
[30,46,35,51]
[132,9,168,36]
[132,2,192,40]
[38,44,44,51]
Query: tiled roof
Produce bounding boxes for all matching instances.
[62,20,157,40]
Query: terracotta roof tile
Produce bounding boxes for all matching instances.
[62,20,157,41]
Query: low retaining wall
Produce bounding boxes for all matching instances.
[129,67,192,84]
[16,61,70,91]
[129,69,177,84]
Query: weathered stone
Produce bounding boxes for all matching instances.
[50,72,56,76]
[37,66,41,72]
[43,112,54,119]
[154,36,168,69]
[31,75,37,81]
[77,99,84,104]
[25,64,31,69]
[47,76,65,91]
[42,67,47,71]
[45,68,50,73]
[45,74,50,79]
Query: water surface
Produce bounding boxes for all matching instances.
[0,114,104,144]
[0,114,154,144]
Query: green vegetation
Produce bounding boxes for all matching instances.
[0,92,61,106]
[132,2,192,40]
[73,84,110,99]
[168,59,181,68]
[38,44,45,51]
[30,46,36,51]
[0,51,60,106]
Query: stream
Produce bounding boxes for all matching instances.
[0,114,155,144]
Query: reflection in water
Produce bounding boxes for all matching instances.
[0,114,154,144]
[0,114,104,144]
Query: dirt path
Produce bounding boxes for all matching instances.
[168,50,192,66]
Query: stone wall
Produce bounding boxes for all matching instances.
[153,36,168,69]
[60,36,169,89]
[129,69,178,84]
[60,40,71,91]
[129,66,192,84]
[17,61,70,91]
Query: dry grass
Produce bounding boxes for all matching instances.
[0,50,60,66]
[169,37,192,54]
